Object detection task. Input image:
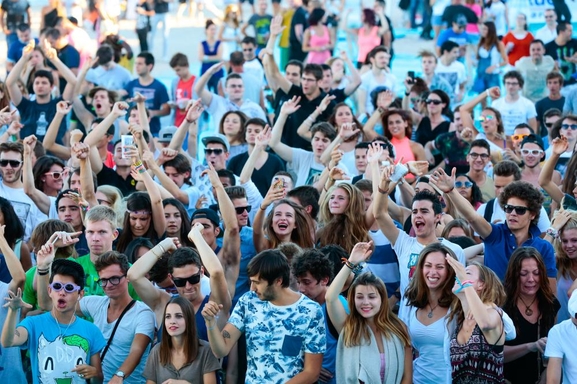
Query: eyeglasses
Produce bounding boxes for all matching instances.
[505,81,520,86]
[44,171,66,179]
[521,149,543,156]
[97,199,112,206]
[50,282,82,293]
[425,99,443,105]
[545,122,554,128]
[172,272,202,287]
[235,206,251,214]
[301,77,317,83]
[455,181,473,189]
[504,204,529,215]
[96,275,126,287]
[0,159,22,168]
[512,134,529,141]
[204,148,224,155]
[410,97,421,104]
[478,115,495,122]
[561,124,577,130]
[468,152,490,160]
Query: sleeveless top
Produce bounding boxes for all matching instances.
[44,8,59,28]
[200,41,224,77]
[416,118,451,166]
[307,26,331,64]
[391,136,416,163]
[358,26,381,63]
[450,315,505,384]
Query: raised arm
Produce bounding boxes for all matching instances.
[429,168,493,238]
[70,58,99,128]
[188,222,232,326]
[538,137,566,204]
[84,102,128,147]
[0,225,26,292]
[340,51,361,96]
[253,183,285,252]
[296,94,336,141]
[326,241,373,333]
[261,15,292,94]
[22,135,51,215]
[194,62,225,107]
[72,142,98,207]
[371,146,401,246]
[460,86,501,134]
[6,40,35,107]
[43,101,73,159]
[269,96,301,162]
[145,150,192,205]
[170,100,203,153]
[320,123,360,164]
[42,39,77,92]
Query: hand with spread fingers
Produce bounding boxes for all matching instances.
[429,167,456,194]
[4,288,32,311]
[280,96,302,115]
[348,241,374,264]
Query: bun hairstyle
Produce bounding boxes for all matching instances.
[205,19,215,29]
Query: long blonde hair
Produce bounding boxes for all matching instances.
[344,273,411,348]
[554,210,577,280]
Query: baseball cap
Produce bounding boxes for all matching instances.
[454,14,468,26]
[202,133,230,151]
[157,126,177,143]
[520,134,545,152]
[569,290,577,318]
[191,208,220,227]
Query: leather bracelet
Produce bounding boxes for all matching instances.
[378,186,388,194]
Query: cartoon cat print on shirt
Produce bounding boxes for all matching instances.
[38,334,89,384]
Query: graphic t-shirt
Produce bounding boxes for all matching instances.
[0,0,29,31]
[247,14,273,47]
[545,39,577,84]
[18,312,106,384]
[228,291,326,383]
[125,79,170,135]
[174,76,196,126]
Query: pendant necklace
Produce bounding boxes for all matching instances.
[428,302,439,318]
[519,296,537,316]
[51,309,76,337]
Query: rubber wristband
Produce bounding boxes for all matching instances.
[378,186,388,194]
[38,269,50,276]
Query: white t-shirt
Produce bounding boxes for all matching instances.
[243,59,265,86]
[206,94,266,129]
[289,148,349,187]
[485,1,507,36]
[432,0,450,16]
[491,96,537,136]
[535,26,557,44]
[435,60,467,97]
[475,199,550,233]
[359,70,398,115]
[544,318,577,383]
[80,296,156,384]
[0,183,47,242]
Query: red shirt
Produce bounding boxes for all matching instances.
[502,32,534,65]
[174,76,196,126]
[104,151,115,169]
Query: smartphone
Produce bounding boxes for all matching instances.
[121,135,134,159]
[273,177,285,190]
[408,71,415,84]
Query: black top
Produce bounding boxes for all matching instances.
[227,151,286,197]
[97,165,137,197]
[154,0,168,13]
[416,117,451,166]
[545,39,577,85]
[535,96,566,133]
[1,0,30,30]
[289,6,308,46]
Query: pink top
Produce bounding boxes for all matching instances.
[391,136,416,163]
[357,26,381,63]
[465,4,482,34]
[307,26,331,64]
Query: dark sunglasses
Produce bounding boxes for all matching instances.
[544,122,554,128]
[561,124,577,131]
[455,181,473,189]
[468,152,490,160]
[172,272,202,287]
[50,282,82,293]
[96,275,126,287]
[504,204,528,215]
[0,159,22,168]
[204,148,224,155]
[425,99,443,105]
[235,206,251,214]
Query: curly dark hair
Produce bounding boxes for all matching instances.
[381,109,413,141]
[498,181,544,225]
[291,249,335,284]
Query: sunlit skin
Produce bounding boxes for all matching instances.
[85,220,118,258]
[301,73,320,97]
[334,105,354,128]
[94,191,112,207]
[164,204,183,238]
[296,271,328,304]
[171,264,204,303]
[33,76,52,97]
[354,284,382,320]
[165,303,186,337]
[361,190,373,212]
[480,110,499,136]
[250,274,277,301]
[559,118,577,143]
[222,113,243,143]
[518,258,540,297]
[0,150,23,185]
[560,228,577,260]
[58,197,83,231]
[454,264,485,293]
[134,57,152,77]
[355,147,368,174]
[129,212,151,237]
[92,90,113,117]
[455,175,473,201]
[520,142,543,168]
[504,197,535,231]
[232,197,249,227]
[423,252,449,290]
[113,142,132,168]
[98,264,128,301]
[387,113,408,139]
[225,78,245,103]
[329,187,350,215]
[512,127,532,152]
[69,172,82,191]
[426,93,445,116]
[272,203,296,240]
[192,218,220,248]
[285,64,302,86]
[164,166,189,188]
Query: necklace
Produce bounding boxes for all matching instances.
[51,310,76,337]
[427,302,439,318]
[519,295,537,316]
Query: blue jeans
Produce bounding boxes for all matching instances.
[148,13,170,57]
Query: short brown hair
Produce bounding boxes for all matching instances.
[169,52,189,68]
[546,71,564,86]
[0,142,23,157]
[94,251,130,274]
[493,160,521,181]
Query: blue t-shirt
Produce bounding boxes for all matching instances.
[483,223,557,281]
[18,312,106,384]
[125,79,170,135]
[16,96,67,144]
[7,37,39,63]
[437,29,471,48]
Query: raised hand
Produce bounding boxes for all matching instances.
[270,15,285,36]
[328,167,349,181]
[131,92,146,104]
[445,255,467,293]
[195,195,208,209]
[185,99,204,123]
[201,300,223,323]
[63,190,88,210]
[460,127,475,143]
[429,167,456,194]
[488,86,501,99]
[142,150,158,169]
[316,94,336,114]
[338,123,360,140]
[47,231,82,249]
[378,164,395,190]
[5,120,21,136]
[551,136,569,155]
[4,288,32,311]
[366,142,384,164]
[551,209,573,231]
[188,222,205,240]
[328,144,343,169]
[376,90,394,109]
[349,241,374,264]
[112,101,129,117]
[262,181,286,209]
[280,96,302,115]
[56,100,73,115]
[42,39,57,60]
[255,125,272,148]
[200,162,222,188]
[22,39,35,56]
[209,62,225,75]
[406,160,429,176]
[23,135,37,155]
[128,123,143,140]
[72,142,90,159]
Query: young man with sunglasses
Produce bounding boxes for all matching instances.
[127,225,232,341]
[545,114,577,177]
[431,169,557,284]
[1,258,106,383]
[37,248,155,384]
[0,142,46,242]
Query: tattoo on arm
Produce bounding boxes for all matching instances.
[14,329,20,337]
[222,330,231,339]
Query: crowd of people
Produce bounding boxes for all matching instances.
[0,0,577,383]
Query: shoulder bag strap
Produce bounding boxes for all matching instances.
[100,299,137,361]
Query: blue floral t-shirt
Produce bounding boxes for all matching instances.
[228,291,326,383]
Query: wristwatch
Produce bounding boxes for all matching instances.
[115,371,125,379]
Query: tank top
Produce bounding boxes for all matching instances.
[357,26,381,63]
[390,136,416,163]
[200,41,223,75]
[409,309,448,383]
[450,315,505,384]
[307,26,331,64]
[478,45,501,67]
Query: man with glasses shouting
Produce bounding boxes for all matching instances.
[430,167,557,286]
[36,237,155,384]
[0,142,46,242]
